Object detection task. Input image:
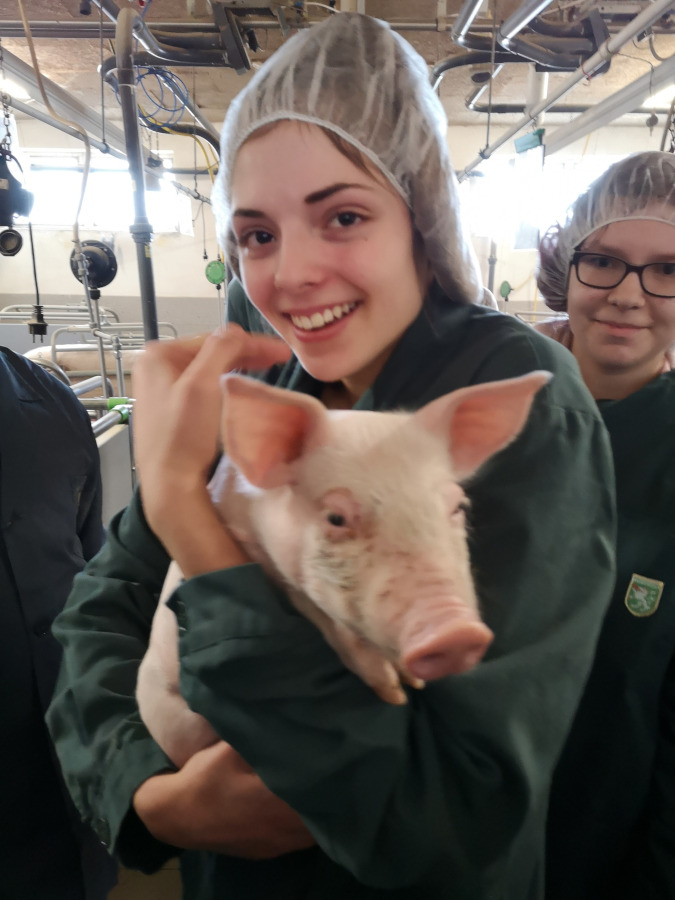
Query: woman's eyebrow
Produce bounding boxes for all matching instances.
[232,207,265,219]
[232,182,374,219]
[305,182,373,204]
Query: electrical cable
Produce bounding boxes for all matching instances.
[99,0,107,149]
[136,67,190,127]
[649,34,669,63]
[27,220,40,307]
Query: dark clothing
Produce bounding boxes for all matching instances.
[0,347,116,899]
[47,289,616,899]
[547,370,675,899]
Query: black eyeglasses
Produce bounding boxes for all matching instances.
[571,251,675,298]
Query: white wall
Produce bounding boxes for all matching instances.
[447,122,664,319]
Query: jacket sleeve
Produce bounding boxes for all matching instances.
[171,371,617,893]
[46,490,178,873]
[74,399,105,561]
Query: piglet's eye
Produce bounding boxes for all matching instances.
[452,499,470,517]
[327,512,346,527]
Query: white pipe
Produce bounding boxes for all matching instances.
[499,0,555,45]
[451,0,485,43]
[0,47,128,155]
[545,53,675,154]
[457,0,675,180]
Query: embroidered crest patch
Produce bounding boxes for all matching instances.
[624,574,664,617]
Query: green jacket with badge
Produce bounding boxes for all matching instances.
[547,370,675,899]
[47,285,616,899]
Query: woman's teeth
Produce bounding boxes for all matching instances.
[290,302,357,331]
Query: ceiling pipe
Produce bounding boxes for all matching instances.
[115,6,159,342]
[0,46,128,154]
[498,0,557,47]
[0,21,219,38]
[466,100,674,116]
[91,0,226,63]
[7,96,126,157]
[456,0,675,180]
[545,52,675,155]
[433,51,537,91]
[451,0,485,46]
[451,0,603,71]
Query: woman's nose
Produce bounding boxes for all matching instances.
[607,270,646,308]
[273,231,326,292]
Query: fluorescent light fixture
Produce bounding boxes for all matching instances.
[0,76,31,102]
[643,83,675,108]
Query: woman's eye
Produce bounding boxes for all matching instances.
[587,254,614,269]
[332,211,362,228]
[238,229,274,249]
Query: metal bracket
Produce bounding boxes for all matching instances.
[212,3,251,74]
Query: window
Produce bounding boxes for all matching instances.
[458,153,626,246]
[19,149,193,234]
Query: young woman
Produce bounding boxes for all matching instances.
[535,151,675,899]
[47,14,616,900]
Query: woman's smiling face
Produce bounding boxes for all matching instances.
[567,217,675,390]
[229,120,429,399]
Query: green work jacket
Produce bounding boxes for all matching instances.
[47,288,616,899]
[547,370,675,899]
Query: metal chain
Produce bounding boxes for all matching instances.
[0,38,12,153]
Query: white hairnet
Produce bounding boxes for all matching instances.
[537,151,675,311]
[213,12,484,305]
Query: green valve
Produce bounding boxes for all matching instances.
[107,397,128,410]
[205,259,226,286]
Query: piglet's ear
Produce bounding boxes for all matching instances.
[415,371,552,481]
[221,375,328,489]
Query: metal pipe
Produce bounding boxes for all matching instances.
[91,405,132,436]
[456,0,675,180]
[71,374,115,396]
[433,51,525,92]
[6,96,126,157]
[498,0,556,45]
[116,6,159,342]
[0,20,217,38]
[452,0,484,44]
[3,17,672,37]
[545,53,675,155]
[0,47,128,155]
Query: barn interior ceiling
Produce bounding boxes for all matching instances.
[0,0,673,153]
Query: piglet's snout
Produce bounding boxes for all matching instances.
[397,600,494,683]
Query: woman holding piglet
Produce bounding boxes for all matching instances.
[48,13,615,899]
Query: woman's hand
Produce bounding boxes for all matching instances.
[133,742,316,858]
[132,325,291,574]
